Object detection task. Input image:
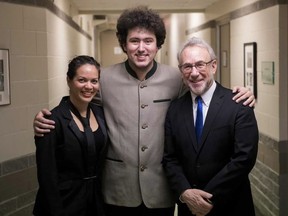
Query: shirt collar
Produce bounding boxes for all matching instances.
[125,60,157,80]
[191,80,216,106]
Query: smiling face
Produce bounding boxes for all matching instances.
[67,63,100,106]
[179,45,217,95]
[124,27,158,74]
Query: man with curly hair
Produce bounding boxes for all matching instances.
[33,6,255,216]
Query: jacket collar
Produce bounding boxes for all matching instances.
[124,59,157,80]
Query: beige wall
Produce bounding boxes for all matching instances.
[231,6,280,140]
[99,30,127,67]
[0,2,94,163]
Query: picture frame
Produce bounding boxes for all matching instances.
[261,61,274,85]
[244,42,257,99]
[0,49,11,105]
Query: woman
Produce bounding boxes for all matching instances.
[33,55,108,216]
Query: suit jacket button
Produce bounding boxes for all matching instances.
[140,165,147,171]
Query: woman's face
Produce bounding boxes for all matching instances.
[68,63,100,105]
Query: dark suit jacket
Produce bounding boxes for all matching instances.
[162,82,259,216]
[33,96,108,216]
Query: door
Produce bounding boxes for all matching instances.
[219,23,230,89]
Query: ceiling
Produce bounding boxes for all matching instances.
[71,0,220,14]
[71,0,220,29]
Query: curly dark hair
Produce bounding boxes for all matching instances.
[116,6,166,53]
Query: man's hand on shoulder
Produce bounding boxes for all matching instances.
[232,86,256,107]
[33,108,55,137]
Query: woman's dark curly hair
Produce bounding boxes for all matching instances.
[116,6,166,53]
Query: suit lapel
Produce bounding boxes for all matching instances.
[182,93,198,151]
[68,120,85,143]
[198,84,225,149]
[59,97,85,145]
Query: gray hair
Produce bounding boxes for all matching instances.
[177,37,217,62]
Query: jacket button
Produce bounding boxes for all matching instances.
[140,165,147,171]
[141,104,148,109]
[140,84,147,88]
[141,146,148,151]
[142,124,148,129]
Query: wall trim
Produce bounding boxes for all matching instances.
[186,0,288,35]
[0,0,92,40]
[0,154,36,177]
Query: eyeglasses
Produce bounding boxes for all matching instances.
[178,60,214,74]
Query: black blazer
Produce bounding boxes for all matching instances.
[33,96,108,216]
[162,82,259,216]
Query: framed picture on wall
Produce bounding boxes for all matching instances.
[244,42,257,99]
[0,49,11,105]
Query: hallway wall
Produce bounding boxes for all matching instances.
[0,0,94,163]
[0,1,94,215]
[229,5,286,216]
